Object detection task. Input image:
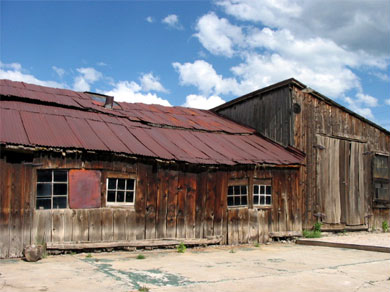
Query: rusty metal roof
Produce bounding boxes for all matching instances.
[0,79,304,166]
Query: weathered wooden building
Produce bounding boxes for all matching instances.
[214,78,390,231]
[0,79,304,258]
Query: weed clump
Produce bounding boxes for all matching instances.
[177,242,186,253]
[382,221,389,232]
[136,254,145,260]
[303,222,322,238]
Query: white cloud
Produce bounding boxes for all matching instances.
[0,61,65,88]
[52,66,65,78]
[140,73,167,93]
[102,80,171,106]
[195,12,244,57]
[182,94,225,109]
[162,14,183,30]
[355,92,378,107]
[173,60,238,96]
[146,16,154,23]
[97,62,107,66]
[385,99,390,106]
[216,0,390,57]
[344,96,374,120]
[73,67,103,91]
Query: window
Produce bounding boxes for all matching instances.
[227,185,248,207]
[36,170,68,209]
[253,184,272,206]
[106,178,136,205]
[373,154,390,207]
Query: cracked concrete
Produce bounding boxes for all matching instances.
[0,244,389,292]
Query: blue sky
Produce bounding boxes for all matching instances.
[1,0,389,129]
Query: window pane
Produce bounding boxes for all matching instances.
[54,170,67,182]
[36,198,51,209]
[254,195,259,205]
[228,186,233,195]
[254,185,259,194]
[108,178,116,190]
[234,196,240,206]
[37,183,51,197]
[260,196,265,205]
[37,170,52,182]
[126,179,135,190]
[117,191,125,202]
[241,186,247,195]
[53,183,67,195]
[266,186,272,194]
[53,197,67,209]
[266,196,271,205]
[241,195,247,205]
[234,186,240,194]
[260,185,265,194]
[126,191,134,203]
[117,179,126,190]
[107,191,115,202]
[227,196,233,206]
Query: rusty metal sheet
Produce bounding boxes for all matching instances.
[130,127,174,159]
[106,123,155,157]
[20,111,59,146]
[69,170,101,209]
[0,108,30,145]
[86,120,130,153]
[44,114,83,148]
[66,117,108,151]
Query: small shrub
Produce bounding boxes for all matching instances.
[229,249,236,253]
[314,221,322,232]
[254,242,260,247]
[138,286,150,292]
[85,253,92,258]
[382,221,389,233]
[302,230,321,238]
[136,254,145,260]
[177,242,186,253]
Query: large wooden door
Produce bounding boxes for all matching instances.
[316,135,366,226]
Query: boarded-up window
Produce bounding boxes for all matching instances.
[69,170,101,209]
[373,155,390,180]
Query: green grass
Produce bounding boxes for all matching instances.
[229,249,236,253]
[85,253,92,258]
[382,221,389,232]
[177,242,186,253]
[302,230,322,238]
[136,254,146,260]
[138,286,150,292]
[254,243,260,247]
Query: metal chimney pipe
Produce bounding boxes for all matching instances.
[104,96,114,109]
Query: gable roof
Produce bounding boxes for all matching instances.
[213,78,390,136]
[0,79,303,166]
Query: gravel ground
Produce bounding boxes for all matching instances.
[309,231,390,248]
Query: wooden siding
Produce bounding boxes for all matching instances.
[0,153,300,258]
[293,87,390,228]
[217,86,293,146]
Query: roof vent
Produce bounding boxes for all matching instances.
[104,95,114,109]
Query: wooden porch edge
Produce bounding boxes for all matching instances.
[296,239,390,253]
[46,237,222,250]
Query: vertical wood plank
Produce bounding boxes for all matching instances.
[166,170,178,238]
[72,209,88,242]
[195,172,207,239]
[185,173,196,239]
[0,159,10,258]
[176,173,186,238]
[63,209,73,242]
[135,164,147,240]
[126,210,136,241]
[113,209,126,241]
[52,210,65,243]
[88,209,102,242]
[145,165,157,239]
[204,172,216,237]
[102,208,114,241]
[9,164,23,257]
[248,209,259,243]
[156,169,168,238]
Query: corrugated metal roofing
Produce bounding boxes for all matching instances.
[0,79,304,166]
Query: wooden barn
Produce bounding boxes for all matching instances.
[0,79,304,258]
[214,78,390,231]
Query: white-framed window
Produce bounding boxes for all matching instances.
[106,178,136,205]
[36,170,68,209]
[253,184,272,206]
[227,185,248,207]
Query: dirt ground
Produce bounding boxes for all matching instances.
[1,242,389,292]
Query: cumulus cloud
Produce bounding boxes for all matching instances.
[73,67,103,91]
[146,16,154,23]
[216,0,390,57]
[102,80,171,106]
[385,99,390,106]
[182,94,225,109]
[173,60,239,96]
[195,12,244,57]
[0,61,65,88]
[162,14,183,29]
[344,96,374,120]
[140,73,167,93]
[52,66,65,78]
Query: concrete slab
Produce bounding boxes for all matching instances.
[0,244,389,292]
[296,232,390,253]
